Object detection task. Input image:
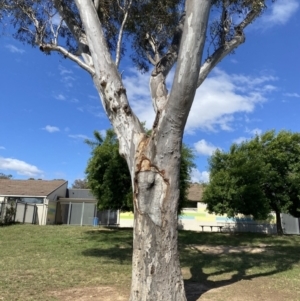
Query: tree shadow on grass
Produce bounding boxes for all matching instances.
[82,244,132,264]
[182,244,300,301]
[82,229,300,300]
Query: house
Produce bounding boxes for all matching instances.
[0,179,67,225]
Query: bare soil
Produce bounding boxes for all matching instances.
[51,279,298,301]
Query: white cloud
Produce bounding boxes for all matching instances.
[123,69,155,129]
[43,125,60,133]
[88,95,99,100]
[194,139,218,156]
[0,146,5,150]
[233,128,262,144]
[54,94,66,101]
[284,92,300,98]
[122,68,276,133]
[261,0,299,26]
[76,105,104,118]
[61,75,75,88]
[5,44,25,54]
[68,134,90,140]
[58,65,75,88]
[190,168,210,183]
[247,127,262,136]
[186,68,276,133]
[59,65,73,75]
[0,157,43,177]
[51,14,62,26]
[233,136,248,144]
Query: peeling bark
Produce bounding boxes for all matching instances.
[67,0,253,300]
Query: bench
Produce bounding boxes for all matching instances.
[199,225,224,232]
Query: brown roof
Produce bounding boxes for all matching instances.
[187,183,204,201]
[0,180,67,197]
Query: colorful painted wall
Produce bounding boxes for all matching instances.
[119,202,277,233]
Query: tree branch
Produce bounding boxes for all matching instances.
[40,44,95,75]
[149,12,185,114]
[74,0,144,172]
[53,0,84,44]
[115,0,133,68]
[197,8,263,87]
[53,0,93,68]
[94,0,100,11]
[156,0,211,139]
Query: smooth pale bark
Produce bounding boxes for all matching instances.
[129,2,211,300]
[71,0,260,300]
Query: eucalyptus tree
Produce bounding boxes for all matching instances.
[1,1,273,299]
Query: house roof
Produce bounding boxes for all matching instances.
[187,183,204,202]
[0,179,67,197]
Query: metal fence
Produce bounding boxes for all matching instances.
[218,222,277,234]
[0,202,38,224]
[59,202,118,226]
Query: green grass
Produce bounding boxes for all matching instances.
[0,225,300,300]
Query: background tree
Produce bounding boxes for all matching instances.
[0,173,12,179]
[71,178,89,189]
[203,130,300,235]
[1,0,273,299]
[85,129,133,211]
[85,129,196,213]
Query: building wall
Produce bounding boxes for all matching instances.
[68,189,96,199]
[47,182,68,201]
[119,203,278,234]
[46,182,68,225]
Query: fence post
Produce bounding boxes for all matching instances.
[32,205,37,224]
[67,202,71,225]
[13,202,18,223]
[107,209,110,225]
[23,203,27,223]
[80,202,85,226]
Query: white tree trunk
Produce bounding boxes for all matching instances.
[74,1,212,300]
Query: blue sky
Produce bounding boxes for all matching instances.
[0,0,299,186]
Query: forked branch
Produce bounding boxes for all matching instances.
[197,7,263,87]
[149,12,186,114]
[39,44,95,75]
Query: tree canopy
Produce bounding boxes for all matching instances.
[203,130,300,235]
[85,128,196,212]
[71,178,89,189]
[0,173,12,179]
[1,0,268,75]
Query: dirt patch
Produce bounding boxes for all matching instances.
[51,286,129,301]
[50,279,298,301]
[187,244,270,255]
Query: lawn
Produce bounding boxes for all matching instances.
[0,224,299,301]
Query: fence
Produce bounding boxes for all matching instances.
[58,202,118,226]
[0,202,38,224]
[219,222,277,234]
